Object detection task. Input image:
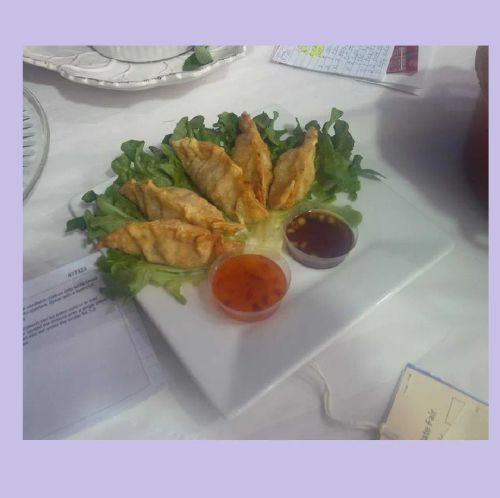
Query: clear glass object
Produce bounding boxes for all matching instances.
[23,87,50,200]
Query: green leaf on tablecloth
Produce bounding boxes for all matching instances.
[81,190,98,203]
[66,216,87,232]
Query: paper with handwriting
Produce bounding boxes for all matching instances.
[272,45,394,81]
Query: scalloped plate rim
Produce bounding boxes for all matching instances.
[23,45,246,91]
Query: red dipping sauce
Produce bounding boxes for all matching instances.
[211,254,290,321]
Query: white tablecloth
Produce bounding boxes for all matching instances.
[23,46,488,439]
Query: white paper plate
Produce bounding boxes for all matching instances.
[69,107,453,418]
[23,87,50,200]
[23,46,246,91]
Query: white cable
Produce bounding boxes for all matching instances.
[307,361,380,436]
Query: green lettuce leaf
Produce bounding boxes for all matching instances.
[212,112,239,152]
[66,184,145,240]
[111,153,133,184]
[194,46,213,65]
[284,119,306,148]
[312,108,381,201]
[121,139,144,162]
[102,185,142,217]
[166,115,225,147]
[97,249,207,304]
[182,46,214,71]
[82,190,98,203]
[332,119,354,157]
[252,111,288,161]
[111,139,194,190]
[84,191,145,241]
[66,216,86,232]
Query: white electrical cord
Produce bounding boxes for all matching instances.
[307,361,381,436]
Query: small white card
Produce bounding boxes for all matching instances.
[272,45,394,81]
[380,365,488,440]
[23,254,166,439]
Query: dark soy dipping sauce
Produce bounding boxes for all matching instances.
[286,210,354,258]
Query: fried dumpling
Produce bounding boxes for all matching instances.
[231,112,273,205]
[96,219,244,268]
[119,179,243,235]
[172,138,269,223]
[268,127,318,210]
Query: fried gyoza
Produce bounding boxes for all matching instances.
[96,219,244,268]
[172,138,269,223]
[268,127,319,210]
[119,179,243,235]
[231,112,273,205]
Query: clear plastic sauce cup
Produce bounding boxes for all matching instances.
[282,207,358,269]
[209,251,291,322]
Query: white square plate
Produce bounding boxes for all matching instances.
[70,108,453,418]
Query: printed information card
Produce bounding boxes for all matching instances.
[23,254,166,439]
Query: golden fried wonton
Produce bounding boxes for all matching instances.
[96,219,244,268]
[172,138,269,223]
[231,112,273,205]
[119,179,243,235]
[268,127,318,210]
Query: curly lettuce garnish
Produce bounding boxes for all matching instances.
[66,107,380,303]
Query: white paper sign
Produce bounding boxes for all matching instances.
[23,254,166,439]
[380,365,488,440]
